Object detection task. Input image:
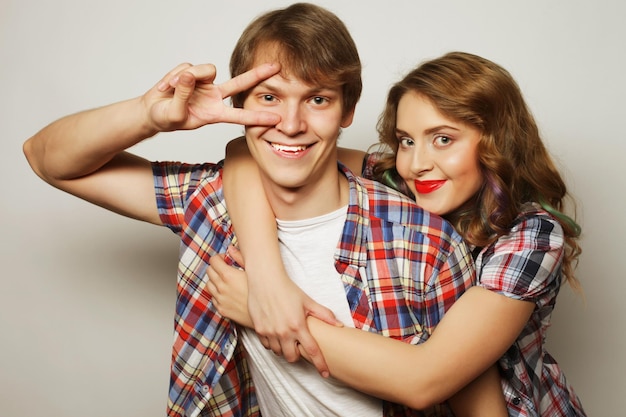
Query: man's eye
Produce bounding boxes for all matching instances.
[262,95,275,102]
[311,96,329,105]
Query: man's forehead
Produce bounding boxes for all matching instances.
[253,73,341,96]
[251,44,341,92]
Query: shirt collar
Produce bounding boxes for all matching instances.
[336,162,369,267]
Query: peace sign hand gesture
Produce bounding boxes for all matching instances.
[144,62,281,133]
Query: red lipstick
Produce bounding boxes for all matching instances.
[414,180,445,194]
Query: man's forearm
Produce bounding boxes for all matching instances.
[23,96,156,183]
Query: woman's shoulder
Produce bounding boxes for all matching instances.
[477,203,565,299]
[510,203,564,242]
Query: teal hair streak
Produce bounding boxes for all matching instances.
[382,169,414,199]
[381,169,401,191]
[538,197,582,237]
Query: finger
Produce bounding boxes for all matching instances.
[280,339,301,363]
[207,280,220,306]
[219,63,281,99]
[157,62,193,91]
[267,337,284,357]
[208,253,229,276]
[206,265,224,299]
[206,263,220,284]
[298,332,329,377]
[260,336,270,350]
[219,107,280,127]
[227,245,246,267]
[168,71,196,122]
[171,63,218,87]
[206,276,217,295]
[306,299,343,327]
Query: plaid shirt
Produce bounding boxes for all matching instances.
[363,153,586,416]
[475,204,586,416]
[153,160,475,417]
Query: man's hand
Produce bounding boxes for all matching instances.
[143,62,281,133]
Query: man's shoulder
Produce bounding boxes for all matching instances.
[356,175,425,220]
[152,159,227,220]
[153,160,224,191]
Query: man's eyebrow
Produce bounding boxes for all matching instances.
[252,81,278,91]
[310,87,339,95]
[252,80,339,95]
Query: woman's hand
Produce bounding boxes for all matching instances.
[207,245,341,377]
[207,250,254,328]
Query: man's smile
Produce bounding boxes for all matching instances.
[270,143,309,153]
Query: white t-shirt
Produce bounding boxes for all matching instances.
[240,206,382,416]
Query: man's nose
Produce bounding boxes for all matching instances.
[276,103,305,136]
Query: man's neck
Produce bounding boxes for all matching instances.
[262,173,350,221]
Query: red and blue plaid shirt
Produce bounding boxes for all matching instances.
[153,160,475,417]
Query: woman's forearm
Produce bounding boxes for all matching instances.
[305,286,533,410]
[305,317,441,409]
[448,365,508,417]
[223,137,287,281]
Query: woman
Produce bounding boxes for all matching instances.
[209,51,585,415]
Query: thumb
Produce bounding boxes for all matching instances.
[306,300,343,327]
[169,71,196,123]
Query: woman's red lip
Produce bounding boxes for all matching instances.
[414,180,446,194]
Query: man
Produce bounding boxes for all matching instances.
[24,3,475,416]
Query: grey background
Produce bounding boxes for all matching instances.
[2,0,623,415]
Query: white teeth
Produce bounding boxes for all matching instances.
[271,143,307,152]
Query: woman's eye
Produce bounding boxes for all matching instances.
[399,137,414,147]
[435,135,452,146]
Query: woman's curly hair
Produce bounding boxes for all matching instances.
[374,52,581,289]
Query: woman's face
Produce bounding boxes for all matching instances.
[395,91,484,216]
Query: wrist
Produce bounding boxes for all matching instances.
[135,96,161,138]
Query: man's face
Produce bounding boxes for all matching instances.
[243,60,354,202]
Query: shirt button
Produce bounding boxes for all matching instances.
[201,385,210,394]
[512,397,521,405]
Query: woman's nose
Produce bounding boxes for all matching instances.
[411,142,434,175]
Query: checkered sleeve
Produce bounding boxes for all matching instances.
[152,161,219,233]
[478,213,564,302]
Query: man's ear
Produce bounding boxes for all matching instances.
[341,108,355,128]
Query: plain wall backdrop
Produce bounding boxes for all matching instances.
[2,0,624,415]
